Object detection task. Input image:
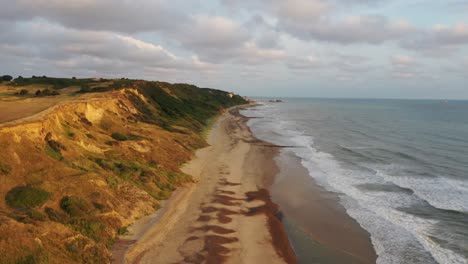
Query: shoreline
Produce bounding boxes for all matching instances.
[240,105,377,263]
[112,104,376,263]
[271,150,377,263]
[112,105,296,263]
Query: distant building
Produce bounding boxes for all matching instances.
[228,93,234,98]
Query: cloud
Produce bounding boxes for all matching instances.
[401,22,468,56]
[391,55,415,67]
[0,0,185,33]
[389,54,424,79]
[221,0,414,45]
[279,14,414,44]
[244,15,282,49]
[0,20,215,78]
[287,55,322,70]
[286,52,372,78]
[174,15,249,51]
[1,0,285,66]
[169,15,285,64]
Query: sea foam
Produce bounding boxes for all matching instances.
[241,104,467,264]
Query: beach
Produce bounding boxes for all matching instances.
[113,105,376,264]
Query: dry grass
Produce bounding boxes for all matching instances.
[0,88,220,263]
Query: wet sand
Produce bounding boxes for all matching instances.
[271,150,377,263]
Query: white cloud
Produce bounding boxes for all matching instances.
[401,22,468,56]
[0,0,184,33]
[391,55,415,66]
[0,20,215,78]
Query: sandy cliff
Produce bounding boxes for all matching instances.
[0,82,245,263]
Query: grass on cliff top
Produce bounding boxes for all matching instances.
[127,81,247,133]
[11,76,92,89]
[5,186,51,209]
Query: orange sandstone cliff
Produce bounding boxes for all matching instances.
[0,79,246,263]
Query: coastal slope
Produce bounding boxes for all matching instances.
[0,78,246,263]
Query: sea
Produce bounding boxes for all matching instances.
[240,98,468,264]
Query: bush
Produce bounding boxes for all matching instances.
[1,75,13,82]
[42,88,59,96]
[118,226,128,235]
[19,89,29,95]
[68,218,106,242]
[5,186,51,209]
[25,209,46,221]
[45,207,68,223]
[60,196,94,217]
[44,145,63,160]
[106,176,119,189]
[111,132,128,141]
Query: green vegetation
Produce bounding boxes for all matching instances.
[68,218,106,242]
[106,176,119,189]
[117,226,128,236]
[110,132,141,141]
[25,208,47,221]
[44,145,63,160]
[111,132,128,141]
[5,186,51,209]
[60,196,94,217]
[45,207,68,223]
[44,133,65,160]
[129,81,247,132]
[1,75,13,82]
[10,250,49,264]
[0,77,247,263]
[35,88,60,97]
[12,76,89,89]
[16,89,29,96]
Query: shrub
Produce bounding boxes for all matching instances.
[25,209,46,221]
[19,89,29,95]
[117,226,128,235]
[68,218,106,242]
[111,132,128,141]
[5,186,51,209]
[106,176,119,189]
[44,145,63,160]
[42,88,60,96]
[77,84,92,93]
[45,207,68,223]
[60,196,93,217]
[44,132,65,160]
[1,75,13,82]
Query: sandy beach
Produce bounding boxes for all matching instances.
[113,106,295,264]
[112,105,377,264]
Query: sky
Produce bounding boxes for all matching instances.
[0,0,467,99]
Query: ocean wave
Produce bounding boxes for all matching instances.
[244,104,467,263]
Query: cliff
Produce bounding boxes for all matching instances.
[0,79,246,263]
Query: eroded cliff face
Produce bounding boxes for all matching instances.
[0,86,236,263]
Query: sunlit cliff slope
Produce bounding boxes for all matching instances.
[0,78,246,263]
